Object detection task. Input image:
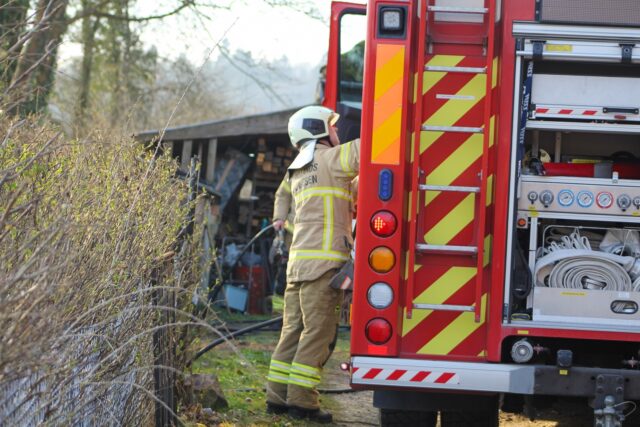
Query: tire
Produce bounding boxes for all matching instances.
[440,408,499,427]
[379,408,437,427]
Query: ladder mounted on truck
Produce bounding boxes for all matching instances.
[406,0,498,322]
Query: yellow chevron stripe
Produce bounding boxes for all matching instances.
[424,115,494,206]
[372,44,405,165]
[410,131,415,163]
[486,174,494,206]
[375,45,405,98]
[425,193,475,245]
[402,266,476,336]
[423,55,465,94]
[424,133,482,206]
[372,108,402,161]
[483,234,492,267]
[417,294,488,355]
[421,73,487,153]
[492,57,499,89]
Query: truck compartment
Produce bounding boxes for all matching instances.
[506,51,640,333]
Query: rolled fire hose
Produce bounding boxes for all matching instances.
[534,232,640,292]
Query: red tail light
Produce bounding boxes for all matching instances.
[365,318,392,344]
[370,210,397,237]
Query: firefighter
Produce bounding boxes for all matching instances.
[266,106,359,423]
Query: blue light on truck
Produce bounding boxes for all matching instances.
[378,169,393,201]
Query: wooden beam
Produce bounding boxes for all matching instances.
[181,140,192,171]
[206,138,218,184]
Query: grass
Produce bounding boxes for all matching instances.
[190,303,352,426]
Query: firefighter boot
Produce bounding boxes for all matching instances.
[266,282,303,410]
[286,271,342,411]
[266,402,288,415]
[288,406,333,424]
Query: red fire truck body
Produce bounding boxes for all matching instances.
[324,0,640,425]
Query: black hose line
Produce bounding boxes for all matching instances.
[208,223,276,302]
[227,223,275,274]
[189,316,283,365]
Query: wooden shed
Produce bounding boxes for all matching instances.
[137,107,300,239]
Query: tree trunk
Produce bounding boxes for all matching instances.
[75,0,99,131]
[0,0,30,89]
[8,0,69,116]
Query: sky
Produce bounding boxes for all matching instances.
[136,0,343,66]
[58,1,367,116]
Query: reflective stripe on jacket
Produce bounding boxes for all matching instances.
[286,139,360,282]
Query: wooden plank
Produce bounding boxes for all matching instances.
[181,140,192,171]
[206,138,218,184]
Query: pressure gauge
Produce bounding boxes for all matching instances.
[577,190,594,208]
[527,191,538,203]
[617,194,631,211]
[540,190,554,207]
[596,191,613,209]
[633,196,640,210]
[557,190,574,207]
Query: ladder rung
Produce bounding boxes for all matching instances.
[425,65,487,74]
[419,184,480,193]
[413,303,476,312]
[427,6,488,14]
[416,244,478,254]
[422,125,484,133]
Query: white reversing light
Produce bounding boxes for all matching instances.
[367,282,394,309]
[381,9,402,31]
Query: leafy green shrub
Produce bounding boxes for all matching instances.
[0,116,203,425]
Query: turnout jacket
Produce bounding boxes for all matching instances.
[285,139,360,283]
[273,178,295,234]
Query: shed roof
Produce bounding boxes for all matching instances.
[136,107,300,141]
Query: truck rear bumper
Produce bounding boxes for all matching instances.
[351,356,640,399]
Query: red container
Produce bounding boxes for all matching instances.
[234,266,267,315]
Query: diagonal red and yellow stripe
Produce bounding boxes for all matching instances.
[401,55,498,358]
[371,44,405,165]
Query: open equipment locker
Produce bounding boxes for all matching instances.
[505,22,640,333]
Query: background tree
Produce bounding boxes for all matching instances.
[0,0,31,90]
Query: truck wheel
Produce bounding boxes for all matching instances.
[379,408,437,427]
[440,408,499,427]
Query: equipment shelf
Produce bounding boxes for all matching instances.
[526,120,640,135]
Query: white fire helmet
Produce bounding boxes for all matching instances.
[287,106,340,171]
[287,105,340,149]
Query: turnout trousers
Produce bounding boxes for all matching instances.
[266,269,342,409]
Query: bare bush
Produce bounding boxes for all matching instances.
[0,115,204,426]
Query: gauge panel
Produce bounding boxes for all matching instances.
[518,176,640,217]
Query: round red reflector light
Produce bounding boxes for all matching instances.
[370,211,397,237]
[365,318,392,345]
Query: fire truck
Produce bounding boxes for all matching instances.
[323,1,640,426]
